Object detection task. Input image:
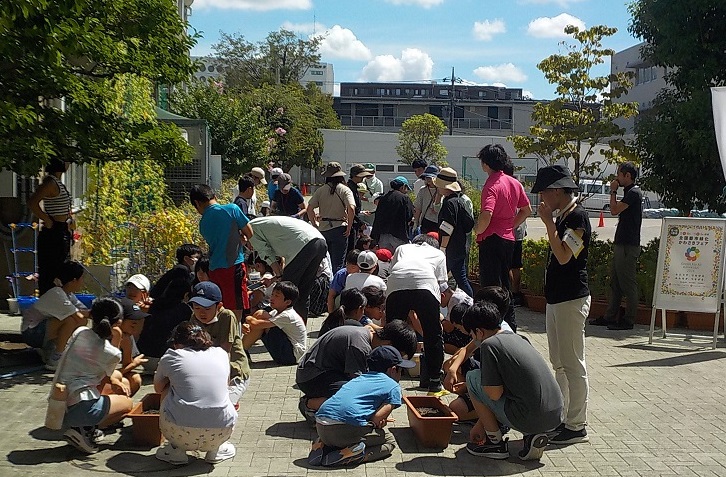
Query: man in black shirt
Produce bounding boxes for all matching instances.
[590,162,643,330]
[371,176,414,252]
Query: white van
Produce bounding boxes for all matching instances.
[578,179,617,211]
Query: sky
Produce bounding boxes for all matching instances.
[187,0,640,100]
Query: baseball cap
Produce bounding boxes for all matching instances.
[363,163,376,173]
[357,250,379,271]
[390,176,410,190]
[426,231,440,243]
[350,164,373,178]
[188,281,222,307]
[118,297,150,321]
[277,173,292,192]
[125,274,150,292]
[271,167,283,179]
[374,248,392,262]
[250,167,267,185]
[357,182,368,193]
[261,200,270,208]
[367,345,416,372]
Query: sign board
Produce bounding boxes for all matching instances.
[652,217,726,313]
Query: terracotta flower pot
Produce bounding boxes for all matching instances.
[126,393,163,447]
[403,395,458,449]
[523,293,547,313]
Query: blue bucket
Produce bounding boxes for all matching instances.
[75,294,96,309]
[17,296,38,312]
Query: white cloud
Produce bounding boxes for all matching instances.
[359,48,434,82]
[527,13,585,38]
[473,63,527,83]
[194,0,311,10]
[472,19,506,41]
[317,25,372,60]
[519,0,584,6]
[281,21,325,35]
[384,0,444,8]
[522,90,534,99]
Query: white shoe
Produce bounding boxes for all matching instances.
[205,441,236,464]
[155,444,189,465]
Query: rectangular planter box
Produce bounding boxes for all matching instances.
[126,393,163,447]
[403,395,458,449]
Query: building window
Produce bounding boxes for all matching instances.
[488,106,499,119]
[315,81,323,86]
[376,165,395,172]
[207,66,215,72]
[311,70,324,76]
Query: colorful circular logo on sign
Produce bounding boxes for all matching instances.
[685,246,700,262]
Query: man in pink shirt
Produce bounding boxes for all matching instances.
[474,144,532,290]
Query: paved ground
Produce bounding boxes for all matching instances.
[1,307,725,477]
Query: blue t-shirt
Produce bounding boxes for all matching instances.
[273,188,305,216]
[267,182,278,202]
[316,372,402,427]
[200,203,250,271]
[330,269,348,294]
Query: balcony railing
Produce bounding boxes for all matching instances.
[338,116,513,130]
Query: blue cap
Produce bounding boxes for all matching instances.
[390,176,410,190]
[188,281,222,307]
[367,345,416,372]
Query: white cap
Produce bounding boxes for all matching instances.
[261,200,271,208]
[357,250,379,271]
[271,167,283,178]
[126,274,150,292]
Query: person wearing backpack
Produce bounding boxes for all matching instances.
[434,168,474,297]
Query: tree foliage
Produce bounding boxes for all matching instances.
[170,82,268,177]
[213,29,322,91]
[509,25,638,183]
[629,0,726,212]
[0,0,197,174]
[396,113,448,166]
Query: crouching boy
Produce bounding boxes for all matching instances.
[308,345,415,467]
[463,301,563,461]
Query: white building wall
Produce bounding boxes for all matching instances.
[299,63,334,96]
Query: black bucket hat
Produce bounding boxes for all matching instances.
[531,165,578,193]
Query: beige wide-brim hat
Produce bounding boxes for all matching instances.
[250,167,267,185]
[433,167,462,192]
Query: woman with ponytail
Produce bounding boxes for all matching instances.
[55,297,133,454]
[154,321,237,465]
[318,288,368,336]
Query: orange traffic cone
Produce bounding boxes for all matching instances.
[301,183,308,195]
[598,211,605,227]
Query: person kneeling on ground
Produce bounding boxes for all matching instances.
[308,345,415,466]
[462,301,563,461]
[241,281,307,365]
[154,322,237,465]
[318,288,368,336]
[55,298,133,454]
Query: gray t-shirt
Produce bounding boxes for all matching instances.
[296,326,371,384]
[479,331,563,434]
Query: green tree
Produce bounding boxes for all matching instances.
[0,0,197,174]
[213,29,322,91]
[395,113,448,166]
[629,0,726,212]
[509,25,638,183]
[170,82,268,177]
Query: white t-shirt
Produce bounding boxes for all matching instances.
[155,347,237,429]
[269,308,308,360]
[21,287,85,332]
[386,243,447,302]
[443,288,474,319]
[344,272,387,293]
[57,327,121,406]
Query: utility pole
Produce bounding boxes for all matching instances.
[443,67,462,136]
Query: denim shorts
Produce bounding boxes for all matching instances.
[64,396,110,428]
[21,320,47,349]
[465,370,513,429]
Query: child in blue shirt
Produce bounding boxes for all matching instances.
[326,249,360,314]
[308,345,415,467]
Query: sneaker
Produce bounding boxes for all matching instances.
[298,397,317,425]
[498,422,511,436]
[44,351,63,371]
[205,441,236,464]
[607,321,634,330]
[321,442,366,467]
[549,427,589,445]
[308,438,327,466]
[465,438,509,459]
[64,427,99,454]
[155,443,189,465]
[589,316,614,326]
[518,433,549,460]
[91,427,105,443]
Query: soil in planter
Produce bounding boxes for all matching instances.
[142,410,159,415]
[417,407,446,417]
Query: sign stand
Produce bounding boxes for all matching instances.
[649,217,726,349]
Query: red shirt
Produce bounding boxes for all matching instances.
[477,171,530,242]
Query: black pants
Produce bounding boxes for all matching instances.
[478,234,515,290]
[282,238,328,322]
[386,289,443,386]
[38,223,71,295]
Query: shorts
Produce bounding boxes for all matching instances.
[21,320,48,349]
[209,262,249,311]
[260,326,298,365]
[465,369,513,429]
[64,396,110,428]
[297,370,350,399]
[511,240,523,269]
[159,412,234,452]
